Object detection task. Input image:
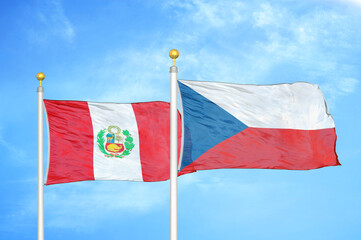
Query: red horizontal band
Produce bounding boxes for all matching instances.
[180,127,339,174]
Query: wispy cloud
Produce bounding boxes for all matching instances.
[332,0,361,8]
[338,78,358,93]
[44,182,167,229]
[253,2,285,28]
[178,171,296,223]
[165,0,246,28]
[36,0,360,117]
[162,0,361,99]
[48,0,359,108]
[52,46,173,103]
[0,127,26,160]
[28,0,75,43]
[4,181,169,231]
[250,3,360,105]
[320,77,359,107]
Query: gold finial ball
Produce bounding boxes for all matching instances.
[169,49,179,60]
[36,72,45,81]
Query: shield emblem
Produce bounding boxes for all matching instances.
[105,142,125,154]
[97,125,135,159]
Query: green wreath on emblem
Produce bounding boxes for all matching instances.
[108,125,121,134]
[97,128,135,158]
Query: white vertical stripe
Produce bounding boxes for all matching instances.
[88,102,143,181]
[179,80,335,130]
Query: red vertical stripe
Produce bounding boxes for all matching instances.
[132,102,182,182]
[44,100,95,185]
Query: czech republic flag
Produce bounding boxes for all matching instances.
[178,80,340,174]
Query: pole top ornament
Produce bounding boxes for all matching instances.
[37,72,45,86]
[169,49,179,66]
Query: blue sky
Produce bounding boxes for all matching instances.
[1,0,361,239]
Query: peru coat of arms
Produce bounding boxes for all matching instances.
[97,125,135,158]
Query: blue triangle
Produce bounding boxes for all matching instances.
[178,81,248,170]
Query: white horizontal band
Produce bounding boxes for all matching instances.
[179,80,334,130]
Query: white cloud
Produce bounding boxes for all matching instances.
[46,1,360,111]
[0,127,26,160]
[5,181,169,230]
[5,174,211,231]
[165,0,246,28]
[338,78,358,93]
[253,2,284,28]
[69,47,172,103]
[320,77,359,108]
[333,0,361,7]
[248,3,361,106]
[178,171,295,221]
[29,0,75,43]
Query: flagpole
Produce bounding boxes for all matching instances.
[37,72,45,240]
[169,49,179,240]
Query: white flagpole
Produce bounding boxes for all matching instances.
[37,72,45,240]
[169,49,179,240]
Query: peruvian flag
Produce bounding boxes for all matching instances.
[44,100,182,185]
